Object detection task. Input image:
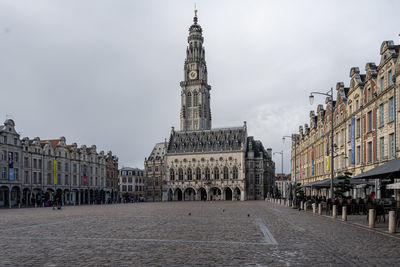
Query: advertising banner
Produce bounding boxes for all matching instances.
[8,152,14,181]
[53,160,57,185]
[8,152,13,168]
[351,118,355,164]
[326,156,330,171]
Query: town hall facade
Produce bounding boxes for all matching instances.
[144,11,275,201]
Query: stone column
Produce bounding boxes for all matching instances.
[29,190,33,206]
[332,205,337,218]
[19,189,22,208]
[342,206,347,221]
[369,209,375,229]
[8,188,11,208]
[61,190,64,206]
[78,190,81,205]
[389,211,396,233]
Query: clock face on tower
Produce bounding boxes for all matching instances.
[189,70,198,80]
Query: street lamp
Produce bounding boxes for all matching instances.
[309,87,335,200]
[283,135,298,206]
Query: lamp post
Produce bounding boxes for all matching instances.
[309,87,335,200]
[283,135,298,206]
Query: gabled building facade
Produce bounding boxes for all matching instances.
[291,40,400,198]
[0,119,115,208]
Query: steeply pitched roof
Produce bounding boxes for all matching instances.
[148,142,166,160]
[167,126,246,154]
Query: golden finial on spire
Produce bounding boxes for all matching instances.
[194,3,197,17]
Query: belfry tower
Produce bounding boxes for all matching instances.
[180,9,212,131]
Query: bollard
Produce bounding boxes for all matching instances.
[389,211,396,233]
[312,203,316,213]
[332,205,337,218]
[304,202,307,212]
[318,203,322,215]
[342,206,347,221]
[369,209,376,229]
[300,201,304,210]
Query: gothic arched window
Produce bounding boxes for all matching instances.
[233,167,238,179]
[214,167,219,180]
[187,92,192,107]
[223,167,229,179]
[193,92,198,106]
[205,168,210,180]
[187,168,192,180]
[196,167,201,180]
[178,168,183,180]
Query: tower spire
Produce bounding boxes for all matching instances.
[180,9,211,131]
[194,4,198,24]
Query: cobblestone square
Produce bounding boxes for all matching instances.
[1,201,400,266]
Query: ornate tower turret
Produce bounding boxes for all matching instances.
[180,9,212,131]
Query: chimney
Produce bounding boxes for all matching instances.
[267,148,272,158]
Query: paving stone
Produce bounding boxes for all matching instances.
[0,201,399,266]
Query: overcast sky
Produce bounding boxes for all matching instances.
[1,0,399,174]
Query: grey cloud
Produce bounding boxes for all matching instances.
[1,0,399,172]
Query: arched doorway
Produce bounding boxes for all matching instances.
[198,187,207,201]
[234,187,241,201]
[22,188,30,206]
[209,187,222,201]
[56,189,63,204]
[32,188,43,206]
[11,186,21,207]
[89,189,94,204]
[100,190,105,204]
[175,188,183,201]
[0,186,10,207]
[168,189,174,201]
[72,189,79,205]
[64,189,70,205]
[85,189,89,204]
[225,187,232,200]
[44,189,54,207]
[184,188,196,201]
[105,191,110,204]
